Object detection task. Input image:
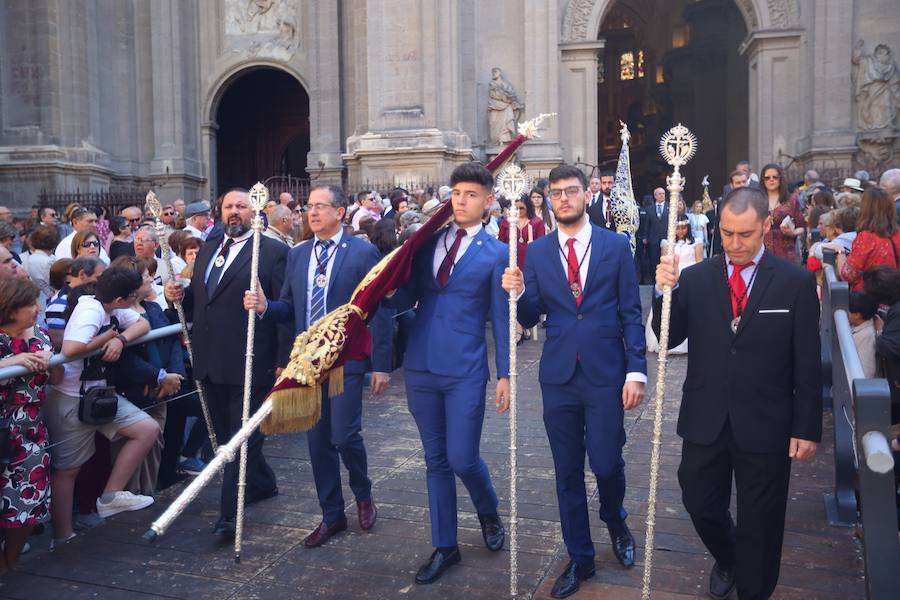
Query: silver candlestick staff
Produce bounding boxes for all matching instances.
[145,191,219,453]
[642,124,697,600]
[234,182,268,563]
[495,162,531,597]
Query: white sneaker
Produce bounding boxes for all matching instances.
[96,491,154,518]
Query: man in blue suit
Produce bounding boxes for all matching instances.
[503,164,647,599]
[244,184,391,548]
[391,162,510,585]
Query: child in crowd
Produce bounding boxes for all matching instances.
[848,291,878,379]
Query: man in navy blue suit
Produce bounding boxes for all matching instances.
[244,184,392,548]
[391,162,510,585]
[503,164,647,599]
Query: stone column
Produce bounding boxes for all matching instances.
[520,0,563,174]
[798,0,857,168]
[343,0,472,187]
[740,30,803,170]
[308,0,343,182]
[148,0,204,199]
[558,41,604,171]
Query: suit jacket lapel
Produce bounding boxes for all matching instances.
[210,238,251,302]
[327,237,349,291]
[734,258,775,338]
[446,227,486,286]
[710,258,734,331]
[295,240,313,328]
[583,227,605,297]
[544,231,577,309]
[195,238,219,304]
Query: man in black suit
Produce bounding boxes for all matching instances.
[645,187,668,272]
[165,188,289,539]
[587,171,615,230]
[653,186,822,600]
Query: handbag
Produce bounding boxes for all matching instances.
[77,352,118,426]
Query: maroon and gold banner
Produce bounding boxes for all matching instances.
[263,133,533,434]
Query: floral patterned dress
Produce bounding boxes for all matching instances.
[764,197,806,264]
[0,328,52,528]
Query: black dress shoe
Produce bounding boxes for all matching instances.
[415,546,461,584]
[709,562,735,599]
[478,513,505,551]
[551,560,595,599]
[246,487,278,506]
[213,517,236,539]
[608,522,635,568]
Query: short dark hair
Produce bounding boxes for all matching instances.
[599,170,615,179]
[70,256,104,279]
[110,216,128,236]
[548,164,588,189]
[729,169,747,185]
[721,186,768,221]
[310,184,349,211]
[110,255,151,276]
[0,278,40,327]
[356,190,372,202]
[49,258,73,290]
[863,265,900,305]
[29,223,59,251]
[450,162,494,189]
[39,206,56,220]
[94,265,142,304]
[849,291,878,320]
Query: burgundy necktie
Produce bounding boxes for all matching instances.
[437,229,466,287]
[566,238,583,306]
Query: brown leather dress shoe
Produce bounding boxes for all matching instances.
[303,515,348,548]
[357,499,377,530]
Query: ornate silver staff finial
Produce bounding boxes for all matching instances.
[145,190,162,220]
[249,182,269,215]
[494,162,532,201]
[643,123,698,600]
[659,123,698,169]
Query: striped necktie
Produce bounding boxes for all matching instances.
[310,239,334,324]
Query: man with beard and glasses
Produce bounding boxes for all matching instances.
[164,188,289,539]
[502,164,646,599]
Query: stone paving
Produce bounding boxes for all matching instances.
[1,291,864,599]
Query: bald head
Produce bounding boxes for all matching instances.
[279,192,294,206]
[268,205,293,235]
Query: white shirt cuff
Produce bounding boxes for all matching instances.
[625,372,647,384]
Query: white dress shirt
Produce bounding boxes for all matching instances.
[559,217,647,384]
[724,244,766,297]
[203,229,253,286]
[432,222,484,278]
[305,229,343,326]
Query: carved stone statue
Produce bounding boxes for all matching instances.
[488,67,524,145]
[852,40,900,131]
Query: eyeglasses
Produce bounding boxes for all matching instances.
[81,240,100,248]
[162,211,175,216]
[126,217,141,223]
[547,186,583,200]
[763,175,780,181]
[307,203,335,212]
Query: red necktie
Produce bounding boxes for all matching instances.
[437,229,466,287]
[566,238,583,306]
[729,261,754,318]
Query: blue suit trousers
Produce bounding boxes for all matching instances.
[405,369,499,548]
[307,373,372,526]
[541,363,628,565]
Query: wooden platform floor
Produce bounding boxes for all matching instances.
[1,296,864,599]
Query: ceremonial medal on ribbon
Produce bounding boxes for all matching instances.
[214,255,226,268]
[570,282,582,299]
[315,273,327,288]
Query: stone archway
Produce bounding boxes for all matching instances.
[202,62,312,201]
[559,0,804,183]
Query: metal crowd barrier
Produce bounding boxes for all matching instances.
[0,324,183,380]
[821,257,899,599]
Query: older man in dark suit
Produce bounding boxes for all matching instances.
[653,186,822,600]
[165,188,289,539]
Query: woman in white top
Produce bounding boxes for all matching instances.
[646,217,704,354]
[688,200,710,256]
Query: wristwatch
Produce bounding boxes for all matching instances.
[115,334,129,345]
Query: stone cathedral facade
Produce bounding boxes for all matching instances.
[0,0,898,209]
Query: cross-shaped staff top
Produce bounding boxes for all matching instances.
[494,163,531,201]
[145,190,162,219]
[659,123,697,168]
[248,182,269,213]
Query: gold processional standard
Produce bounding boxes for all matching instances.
[142,118,695,599]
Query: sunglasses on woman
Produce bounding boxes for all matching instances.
[81,240,101,248]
